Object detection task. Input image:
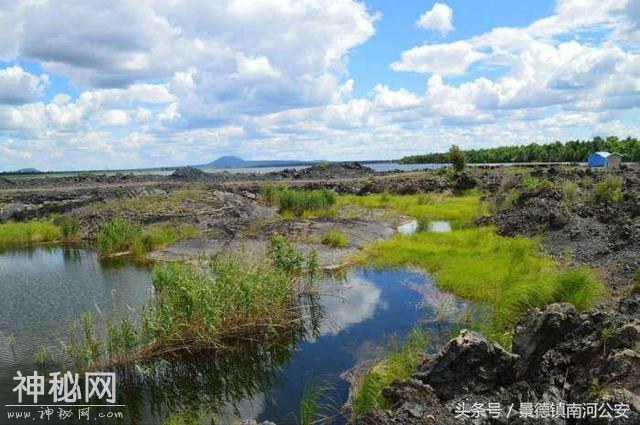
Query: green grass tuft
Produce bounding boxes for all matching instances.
[0,220,62,246]
[96,219,198,257]
[351,329,428,417]
[321,229,349,248]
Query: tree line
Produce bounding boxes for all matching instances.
[399,136,640,164]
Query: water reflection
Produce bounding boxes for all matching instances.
[1,247,470,425]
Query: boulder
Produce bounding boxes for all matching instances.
[416,330,518,400]
[453,172,477,192]
[512,303,580,379]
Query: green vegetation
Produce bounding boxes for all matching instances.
[259,182,288,206]
[632,268,640,295]
[351,329,428,417]
[338,192,485,224]
[321,229,349,248]
[67,236,317,369]
[0,219,62,246]
[400,136,640,163]
[96,219,143,255]
[260,184,337,218]
[56,216,81,241]
[592,176,623,204]
[449,144,466,172]
[359,227,603,345]
[563,182,579,205]
[96,218,198,257]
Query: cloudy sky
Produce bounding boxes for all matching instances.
[0,0,638,171]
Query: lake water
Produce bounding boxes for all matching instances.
[0,247,468,424]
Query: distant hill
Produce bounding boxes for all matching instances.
[15,168,42,174]
[199,156,314,169]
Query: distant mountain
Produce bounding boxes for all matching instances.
[15,168,42,174]
[198,156,313,169]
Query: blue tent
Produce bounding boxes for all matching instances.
[588,152,611,167]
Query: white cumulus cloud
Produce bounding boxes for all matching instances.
[417,3,454,35]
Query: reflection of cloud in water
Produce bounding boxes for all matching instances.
[316,274,382,336]
[214,393,266,424]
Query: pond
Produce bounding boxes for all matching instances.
[0,246,469,424]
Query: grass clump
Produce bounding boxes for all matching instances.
[277,188,337,218]
[56,216,82,241]
[592,176,623,204]
[338,192,484,224]
[96,219,143,255]
[96,219,198,257]
[360,227,603,345]
[631,268,640,295]
[259,184,337,218]
[351,329,428,417]
[259,182,288,206]
[0,219,62,246]
[68,236,317,368]
[321,229,349,248]
[562,182,579,205]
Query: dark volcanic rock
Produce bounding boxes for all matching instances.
[453,172,477,192]
[512,303,580,379]
[416,330,518,400]
[270,162,374,180]
[494,187,570,236]
[356,379,459,425]
[170,166,210,181]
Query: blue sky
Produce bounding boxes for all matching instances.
[0,0,638,171]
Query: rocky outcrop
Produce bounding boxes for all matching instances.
[357,296,640,424]
[170,166,210,181]
[494,187,570,236]
[453,172,477,192]
[512,303,580,379]
[416,330,518,400]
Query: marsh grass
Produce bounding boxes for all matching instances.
[56,216,82,241]
[360,227,603,345]
[259,184,337,218]
[278,188,337,218]
[338,192,485,224]
[67,236,318,369]
[351,329,428,418]
[96,219,198,257]
[0,219,62,246]
[321,229,349,248]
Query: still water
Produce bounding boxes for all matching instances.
[0,246,467,424]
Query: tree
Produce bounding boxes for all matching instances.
[448,145,466,172]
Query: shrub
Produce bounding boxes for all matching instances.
[448,145,466,172]
[321,229,349,248]
[593,176,623,204]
